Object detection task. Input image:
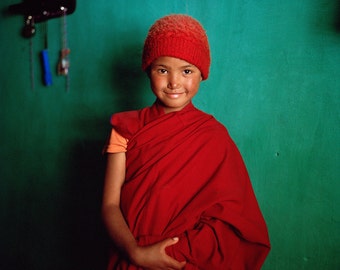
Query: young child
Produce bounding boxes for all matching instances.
[102,14,270,270]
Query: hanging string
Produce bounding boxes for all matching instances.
[24,15,36,91]
[61,7,68,50]
[58,6,70,91]
[29,37,35,91]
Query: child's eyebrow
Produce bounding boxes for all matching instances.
[153,64,194,69]
[153,64,168,68]
[181,65,194,69]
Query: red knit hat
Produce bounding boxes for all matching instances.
[142,14,211,80]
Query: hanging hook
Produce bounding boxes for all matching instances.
[22,15,36,38]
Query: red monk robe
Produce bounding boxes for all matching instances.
[106,101,270,269]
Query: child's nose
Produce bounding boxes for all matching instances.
[167,74,181,89]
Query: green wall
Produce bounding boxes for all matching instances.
[1,1,339,269]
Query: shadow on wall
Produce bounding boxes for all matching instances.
[110,42,150,112]
[336,0,340,32]
[63,137,109,270]
[61,41,147,270]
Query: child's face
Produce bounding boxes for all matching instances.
[149,56,202,114]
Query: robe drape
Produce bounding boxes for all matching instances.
[107,101,270,269]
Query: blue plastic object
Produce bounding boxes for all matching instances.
[41,49,52,86]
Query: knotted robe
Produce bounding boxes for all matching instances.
[106,101,270,269]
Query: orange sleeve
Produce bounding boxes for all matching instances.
[105,128,129,153]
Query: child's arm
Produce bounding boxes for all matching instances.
[102,153,186,269]
[102,153,136,255]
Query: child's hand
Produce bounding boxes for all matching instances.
[129,237,186,270]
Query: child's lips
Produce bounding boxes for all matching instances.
[165,92,184,98]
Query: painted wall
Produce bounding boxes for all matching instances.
[1,1,339,269]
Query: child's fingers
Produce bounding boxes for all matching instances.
[161,237,186,268]
[162,237,180,248]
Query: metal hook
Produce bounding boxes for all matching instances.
[22,15,36,38]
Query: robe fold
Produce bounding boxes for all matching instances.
[107,101,270,270]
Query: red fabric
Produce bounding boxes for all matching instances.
[107,101,270,269]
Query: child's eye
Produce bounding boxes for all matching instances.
[183,69,192,75]
[158,69,168,74]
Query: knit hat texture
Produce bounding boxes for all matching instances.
[142,14,211,80]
